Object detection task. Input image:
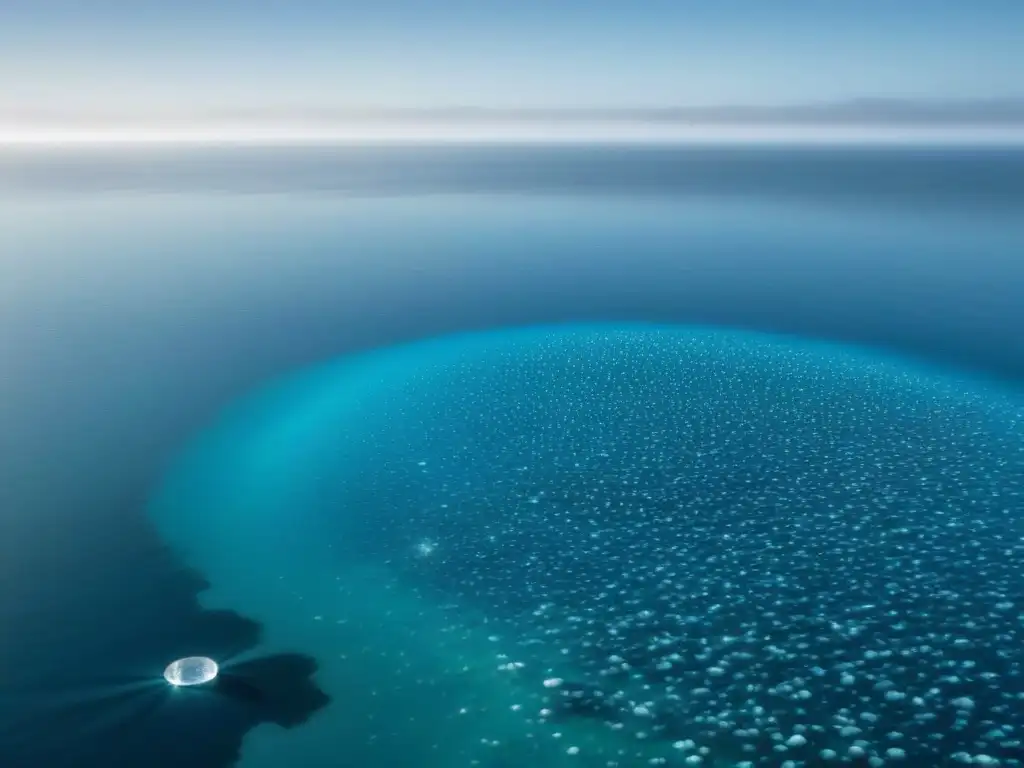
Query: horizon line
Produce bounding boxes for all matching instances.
[2,122,1024,147]
[5,96,1024,123]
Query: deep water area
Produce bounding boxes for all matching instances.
[2,146,1024,768]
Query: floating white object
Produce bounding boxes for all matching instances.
[164,656,219,686]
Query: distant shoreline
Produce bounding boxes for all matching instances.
[1,122,1023,147]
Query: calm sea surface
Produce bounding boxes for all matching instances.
[1,145,1023,768]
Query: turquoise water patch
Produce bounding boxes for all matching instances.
[150,323,1024,768]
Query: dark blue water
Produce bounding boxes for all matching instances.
[1,146,1023,767]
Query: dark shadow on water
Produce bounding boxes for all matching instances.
[215,654,330,729]
[0,482,331,768]
[1,651,328,767]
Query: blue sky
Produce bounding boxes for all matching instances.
[2,1,1023,116]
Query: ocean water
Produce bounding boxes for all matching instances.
[2,146,1024,768]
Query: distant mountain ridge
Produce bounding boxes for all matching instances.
[4,99,1024,126]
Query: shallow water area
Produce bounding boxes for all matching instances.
[148,341,625,768]
[150,323,1024,768]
